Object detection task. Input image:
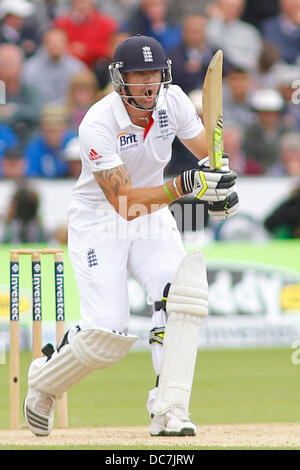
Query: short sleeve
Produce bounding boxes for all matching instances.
[78,120,123,172]
[171,85,204,140]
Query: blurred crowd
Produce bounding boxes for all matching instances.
[0,0,300,243]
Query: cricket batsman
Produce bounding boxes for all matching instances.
[24,35,239,436]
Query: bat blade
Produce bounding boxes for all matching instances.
[202,50,224,170]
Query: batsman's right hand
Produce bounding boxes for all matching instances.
[208,191,239,220]
[180,154,238,202]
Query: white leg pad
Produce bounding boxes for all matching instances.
[28,327,138,398]
[151,251,208,416]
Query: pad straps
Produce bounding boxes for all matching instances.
[154,282,171,312]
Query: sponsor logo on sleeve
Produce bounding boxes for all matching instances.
[89,149,103,161]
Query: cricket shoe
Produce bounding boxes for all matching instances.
[24,387,55,436]
[150,406,197,436]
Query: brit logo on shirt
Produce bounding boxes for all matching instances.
[87,248,98,268]
[117,132,138,151]
[158,109,168,129]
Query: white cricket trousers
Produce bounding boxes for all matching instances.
[68,200,186,338]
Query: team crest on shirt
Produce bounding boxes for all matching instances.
[117,132,138,151]
[155,109,174,140]
[158,109,168,129]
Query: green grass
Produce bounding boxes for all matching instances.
[1,347,299,429]
[192,347,300,424]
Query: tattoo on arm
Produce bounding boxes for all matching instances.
[94,165,132,205]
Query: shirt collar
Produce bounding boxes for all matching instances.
[112,92,132,130]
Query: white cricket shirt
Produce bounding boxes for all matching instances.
[71,84,203,207]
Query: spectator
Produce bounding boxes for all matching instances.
[24,105,77,178]
[223,123,264,175]
[30,0,69,39]
[0,123,19,177]
[262,0,300,64]
[169,0,212,16]
[51,223,68,245]
[274,64,300,131]
[124,0,182,52]
[268,132,300,175]
[0,44,42,146]
[222,66,256,126]
[64,136,82,178]
[0,185,48,243]
[242,88,290,171]
[96,0,137,24]
[253,41,286,89]
[54,0,118,68]
[66,70,99,130]
[93,31,130,95]
[22,28,86,107]
[206,0,263,71]
[242,0,279,30]
[264,185,300,238]
[1,147,26,179]
[168,14,213,94]
[0,0,39,58]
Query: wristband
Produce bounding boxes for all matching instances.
[163,183,175,202]
[172,178,182,197]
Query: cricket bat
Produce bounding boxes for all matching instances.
[202,49,224,170]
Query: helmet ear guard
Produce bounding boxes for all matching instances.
[109,62,125,93]
[161,59,173,89]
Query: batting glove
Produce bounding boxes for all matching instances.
[208,191,239,221]
[180,154,237,202]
